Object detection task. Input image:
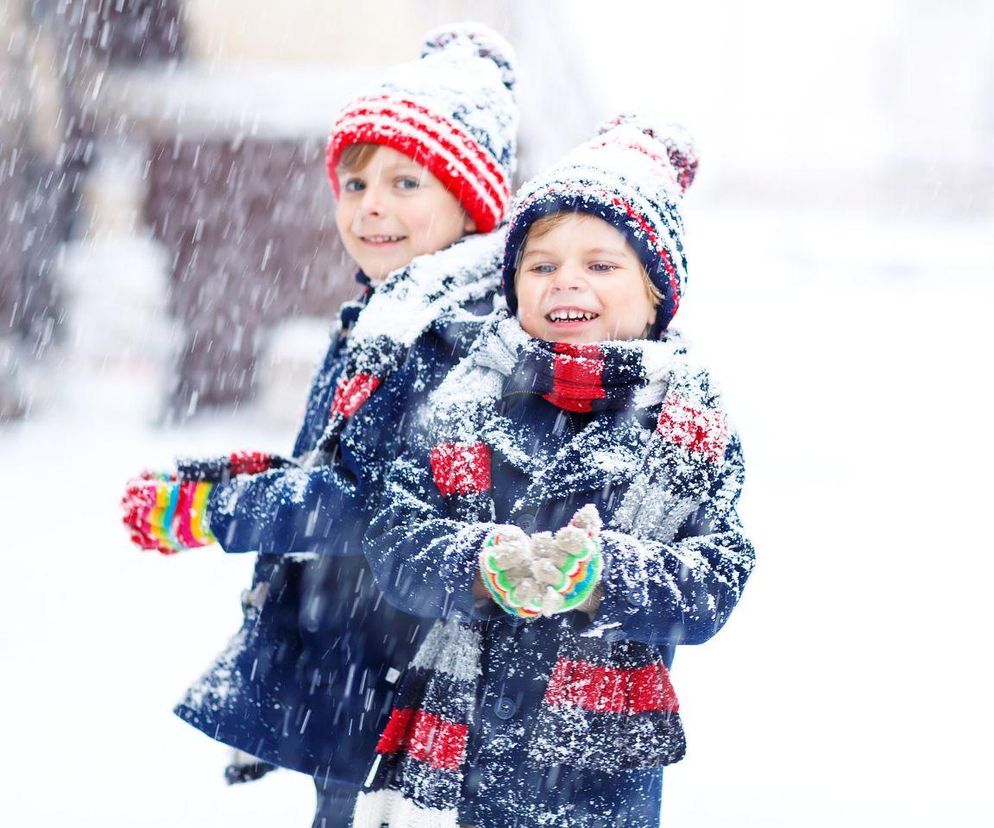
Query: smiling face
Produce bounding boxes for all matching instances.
[515,213,658,344]
[334,144,476,280]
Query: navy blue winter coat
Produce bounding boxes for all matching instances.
[363,321,754,827]
[174,254,499,785]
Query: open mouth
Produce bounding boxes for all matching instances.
[360,234,406,245]
[546,308,599,323]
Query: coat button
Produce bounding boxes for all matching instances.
[624,587,647,608]
[494,696,517,720]
[517,510,538,533]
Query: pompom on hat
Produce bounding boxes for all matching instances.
[502,113,699,333]
[326,22,518,233]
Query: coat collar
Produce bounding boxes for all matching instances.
[475,316,681,406]
[465,317,680,497]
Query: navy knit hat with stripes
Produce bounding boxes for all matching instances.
[502,113,698,333]
[326,23,518,234]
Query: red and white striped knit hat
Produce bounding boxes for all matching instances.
[326,23,518,234]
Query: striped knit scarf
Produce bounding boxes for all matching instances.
[354,616,483,828]
[354,316,735,827]
[503,339,647,413]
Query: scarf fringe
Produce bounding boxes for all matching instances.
[353,787,460,828]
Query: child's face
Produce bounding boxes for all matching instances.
[515,214,657,344]
[335,145,476,280]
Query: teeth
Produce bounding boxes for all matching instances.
[549,310,597,322]
[364,235,404,243]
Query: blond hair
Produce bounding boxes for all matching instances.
[337,142,382,172]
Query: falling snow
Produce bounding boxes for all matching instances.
[3,2,994,827]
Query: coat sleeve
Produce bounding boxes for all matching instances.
[199,331,358,555]
[204,333,447,557]
[205,328,412,557]
[362,447,499,621]
[206,462,367,555]
[592,432,755,646]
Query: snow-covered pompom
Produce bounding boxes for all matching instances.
[598,112,698,195]
[531,530,573,566]
[530,531,555,556]
[421,21,517,92]
[492,524,529,553]
[569,504,603,536]
[513,578,542,607]
[491,553,530,580]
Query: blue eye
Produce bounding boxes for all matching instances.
[531,263,556,274]
[590,263,617,273]
[396,176,420,190]
[342,178,365,193]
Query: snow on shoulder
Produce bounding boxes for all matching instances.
[348,228,506,348]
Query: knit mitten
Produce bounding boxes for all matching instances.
[528,504,604,616]
[121,470,215,555]
[480,505,604,618]
[480,525,542,618]
[121,452,292,555]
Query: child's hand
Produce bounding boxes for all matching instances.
[479,505,604,619]
[121,470,216,555]
[479,525,544,617]
[530,505,604,616]
[120,452,291,555]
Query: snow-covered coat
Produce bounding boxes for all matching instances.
[360,316,755,827]
[174,231,504,785]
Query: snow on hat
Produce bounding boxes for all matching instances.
[502,113,699,332]
[326,22,518,234]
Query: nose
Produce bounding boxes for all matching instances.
[551,262,584,292]
[357,182,387,218]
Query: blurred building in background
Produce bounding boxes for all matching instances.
[1,0,991,424]
[0,0,597,423]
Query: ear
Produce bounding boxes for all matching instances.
[463,213,478,234]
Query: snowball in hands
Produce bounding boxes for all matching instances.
[480,504,603,618]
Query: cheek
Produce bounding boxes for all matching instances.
[515,279,542,320]
[517,306,545,339]
[334,201,354,236]
[422,197,468,237]
[516,282,555,338]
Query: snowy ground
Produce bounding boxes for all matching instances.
[2,205,993,826]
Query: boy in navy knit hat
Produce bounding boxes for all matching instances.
[355,115,753,828]
[120,23,518,827]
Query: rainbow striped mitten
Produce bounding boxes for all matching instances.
[121,470,216,555]
[479,505,604,619]
[480,525,542,618]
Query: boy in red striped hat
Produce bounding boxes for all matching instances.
[356,114,754,828]
[120,23,518,827]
